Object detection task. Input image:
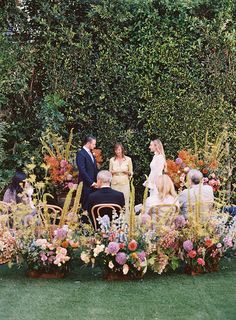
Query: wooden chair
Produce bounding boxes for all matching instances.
[148,204,179,227]
[37,204,62,226]
[91,203,122,230]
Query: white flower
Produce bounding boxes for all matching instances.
[123,264,129,275]
[108,261,114,269]
[0,241,4,251]
[35,239,48,250]
[93,244,105,257]
[81,252,90,264]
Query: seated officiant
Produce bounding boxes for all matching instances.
[87,170,125,227]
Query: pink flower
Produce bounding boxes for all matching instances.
[40,253,48,262]
[197,258,205,266]
[60,160,68,168]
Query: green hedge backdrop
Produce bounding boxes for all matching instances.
[0,0,235,198]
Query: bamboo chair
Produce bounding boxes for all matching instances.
[37,204,63,226]
[91,204,122,230]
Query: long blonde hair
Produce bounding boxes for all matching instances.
[156,174,177,200]
[153,139,167,172]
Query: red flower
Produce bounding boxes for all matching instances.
[197,258,205,266]
[128,240,138,251]
[188,250,197,258]
[202,168,209,175]
[119,243,125,249]
[205,239,213,248]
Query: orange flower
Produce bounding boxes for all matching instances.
[197,160,204,166]
[130,252,138,259]
[70,241,79,249]
[208,160,218,170]
[61,240,69,248]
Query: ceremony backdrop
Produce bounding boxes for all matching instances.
[0,0,235,194]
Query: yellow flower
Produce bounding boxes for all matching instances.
[26,163,36,171]
[35,182,45,190]
[40,163,50,171]
[28,174,36,183]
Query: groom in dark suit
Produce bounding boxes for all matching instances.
[76,135,98,210]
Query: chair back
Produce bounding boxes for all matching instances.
[91,203,122,230]
[148,204,179,227]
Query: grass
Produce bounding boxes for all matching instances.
[0,259,235,320]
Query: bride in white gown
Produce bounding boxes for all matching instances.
[136,139,167,214]
[145,139,166,196]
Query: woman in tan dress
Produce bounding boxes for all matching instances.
[109,143,133,222]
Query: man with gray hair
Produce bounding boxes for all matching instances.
[87,170,125,225]
[179,169,214,218]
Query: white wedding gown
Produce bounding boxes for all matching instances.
[146,153,165,196]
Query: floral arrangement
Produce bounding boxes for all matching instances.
[44,155,76,191]
[17,225,79,274]
[166,131,229,192]
[80,213,148,279]
[0,228,17,265]
[40,128,77,193]
[147,208,236,275]
[167,149,220,192]
[92,148,103,168]
[178,214,235,274]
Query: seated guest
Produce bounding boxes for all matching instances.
[137,175,179,224]
[3,171,31,205]
[87,170,125,225]
[146,174,179,214]
[179,169,214,218]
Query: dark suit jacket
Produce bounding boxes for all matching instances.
[76,148,98,210]
[87,187,125,222]
[76,148,98,188]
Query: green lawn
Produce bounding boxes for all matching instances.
[0,259,235,320]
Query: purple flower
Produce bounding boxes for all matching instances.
[115,252,127,265]
[107,242,120,255]
[174,215,186,228]
[54,228,67,240]
[183,240,193,252]
[138,251,146,262]
[175,158,183,165]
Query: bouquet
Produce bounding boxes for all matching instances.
[80,213,148,279]
[17,225,79,274]
[0,228,17,265]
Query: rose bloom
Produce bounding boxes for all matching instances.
[197,258,205,266]
[128,240,138,251]
[188,250,197,258]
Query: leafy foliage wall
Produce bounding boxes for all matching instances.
[0,0,235,197]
